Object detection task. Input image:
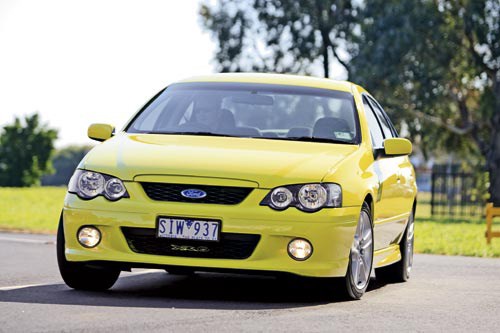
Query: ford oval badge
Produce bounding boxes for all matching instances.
[181,189,207,199]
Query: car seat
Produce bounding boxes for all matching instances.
[312,117,351,140]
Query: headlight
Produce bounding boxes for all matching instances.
[298,184,327,210]
[324,183,342,207]
[77,171,105,198]
[270,187,294,209]
[104,178,127,200]
[68,169,129,201]
[260,183,342,212]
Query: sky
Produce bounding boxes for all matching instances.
[0,0,347,148]
[0,0,216,147]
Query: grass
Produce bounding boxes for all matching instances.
[0,187,66,233]
[415,220,500,258]
[0,187,499,257]
[413,192,500,257]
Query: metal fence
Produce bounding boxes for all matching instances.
[430,164,487,218]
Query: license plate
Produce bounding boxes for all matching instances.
[157,217,220,242]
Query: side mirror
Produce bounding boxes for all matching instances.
[88,123,115,142]
[383,138,412,156]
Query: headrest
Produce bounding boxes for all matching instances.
[313,117,350,140]
[216,108,236,131]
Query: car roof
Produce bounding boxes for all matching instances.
[178,73,356,93]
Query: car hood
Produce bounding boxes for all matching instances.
[81,133,358,188]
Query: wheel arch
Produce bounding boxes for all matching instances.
[362,192,375,225]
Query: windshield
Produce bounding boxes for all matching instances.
[126,82,360,144]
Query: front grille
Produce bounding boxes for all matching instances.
[122,227,260,260]
[141,182,253,205]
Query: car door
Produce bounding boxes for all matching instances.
[367,97,414,217]
[362,96,405,250]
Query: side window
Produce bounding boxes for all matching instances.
[363,97,384,149]
[367,98,392,139]
[368,97,397,138]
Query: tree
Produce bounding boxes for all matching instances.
[200,0,500,205]
[41,145,92,186]
[0,114,58,187]
[199,0,358,78]
[349,0,500,205]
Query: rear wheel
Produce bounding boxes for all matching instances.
[336,202,374,300]
[57,215,120,291]
[375,210,415,282]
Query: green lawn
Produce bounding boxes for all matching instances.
[0,187,499,257]
[0,187,66,233]
[415,220,500,257]
[413,192,500,257]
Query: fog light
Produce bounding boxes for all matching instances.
[77,226,101,248]
[288,238,313,261]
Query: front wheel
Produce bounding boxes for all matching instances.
[57,215,120,291]
[335,202,374,300]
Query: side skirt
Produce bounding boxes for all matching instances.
[373,244,401,268]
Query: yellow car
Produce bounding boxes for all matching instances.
[57,73,417,300]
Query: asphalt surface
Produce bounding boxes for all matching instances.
[0,232,499,332]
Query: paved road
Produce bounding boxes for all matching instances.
[0,232,499,332]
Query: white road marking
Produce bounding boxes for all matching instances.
[0,283,50,291]
[0,236,55,245]
[123,269,165,276]
[0,269,164,291]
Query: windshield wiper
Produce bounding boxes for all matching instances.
[144,131,353,144]
[278,136,354,145]
[146,131,238,138]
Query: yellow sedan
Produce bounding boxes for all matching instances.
[57,73,417,300]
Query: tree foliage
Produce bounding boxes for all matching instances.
[199,0,358,77]
[350,0,500,204]
[199,0,500,204]
[41,145,91,186]
[0,114,58,187]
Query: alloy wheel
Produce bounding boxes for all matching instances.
[405,213,415,276]
[349,209,373,291]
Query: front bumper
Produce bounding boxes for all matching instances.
[63,183,360,278]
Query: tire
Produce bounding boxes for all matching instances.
[335,202,374,300]
[57,214,120,291]
[375,209,415,283]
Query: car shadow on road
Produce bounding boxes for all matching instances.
[0,271,390,310]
